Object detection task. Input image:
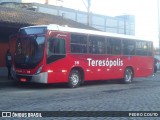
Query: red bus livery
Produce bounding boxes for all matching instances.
[12,24,154,88]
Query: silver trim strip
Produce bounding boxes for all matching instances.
[14,72,48,84]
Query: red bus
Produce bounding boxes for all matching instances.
[12,24,154,88]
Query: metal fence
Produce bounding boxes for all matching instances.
[35,3,135,35]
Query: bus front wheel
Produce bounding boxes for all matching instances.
[122,68,133,84]
[68,69,81,88]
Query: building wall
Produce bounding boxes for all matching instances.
[0,42,9,67]
[0,0,56,4]
[0,39,16,76]
[0,0,21,3]
[9,36,16,59]
[0,37,16,67]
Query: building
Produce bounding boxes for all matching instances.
[0,0,135,76]
[0,0,135,35]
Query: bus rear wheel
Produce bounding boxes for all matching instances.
[122,68,133,84]
[68,69,81,88]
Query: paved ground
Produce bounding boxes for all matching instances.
[0,72,160,120]
[0,72,159,87]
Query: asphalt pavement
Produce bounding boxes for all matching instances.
[0,71,160,120]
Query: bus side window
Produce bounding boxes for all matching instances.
[147,42,153,56]
[48,38,55,56]
[89,40,98,54]
[108,37,121,55]
[136,41,148,56]
[122,39,135,55]
[71,34,87,53]
[106,39,111,54]
[89,36,105,54]
[48,38,65,56]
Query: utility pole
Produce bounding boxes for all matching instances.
[158,0,160,52]
[45,0,49,4]
[87,0,91,26]
[82,0,91,26]
[124,15,126,34]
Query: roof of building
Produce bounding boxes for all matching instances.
[0,6,97,42]
[0,6,95,30]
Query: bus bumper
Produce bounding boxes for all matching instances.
[13,72,48,84]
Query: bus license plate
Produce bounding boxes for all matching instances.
[20,78,27,82]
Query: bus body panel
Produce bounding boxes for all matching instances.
[133,56,154,77]
[13,55,153,84]
[13,24,154,84]
[45,54,154,83]
[46,58,69,83]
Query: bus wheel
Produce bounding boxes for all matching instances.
[68,69,81,88]
[122,68,133,84]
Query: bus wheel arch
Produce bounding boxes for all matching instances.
[122,66,134,84]
[68,67,84,88]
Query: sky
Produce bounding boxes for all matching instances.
[57,0,159,48]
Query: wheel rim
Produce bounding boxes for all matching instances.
[125,69,132,82]
[70,73,79,86]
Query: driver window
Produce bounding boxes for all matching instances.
[47,38,65,56]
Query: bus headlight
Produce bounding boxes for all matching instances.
[36,66,43,74]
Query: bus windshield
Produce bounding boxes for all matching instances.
[14,36,45,69]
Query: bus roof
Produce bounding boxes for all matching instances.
[21,24,151,41]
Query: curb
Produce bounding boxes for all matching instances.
[0,77,15,88]
[0,77,13,84]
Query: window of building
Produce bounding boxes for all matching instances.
[107,37,121,55]
[89,36,105,54]
[71,34,87,53]
[122,39,135,55]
